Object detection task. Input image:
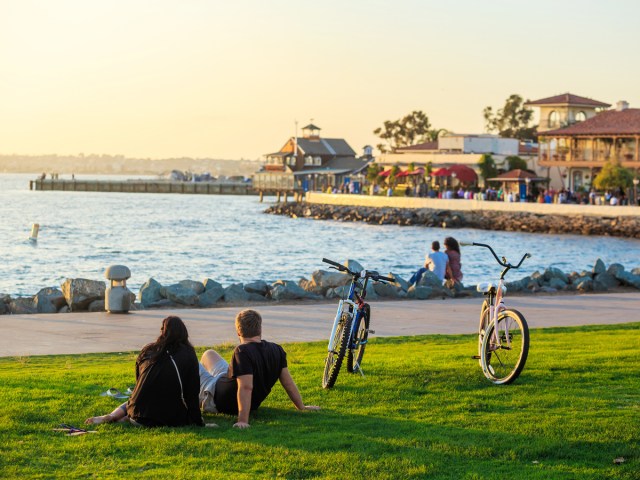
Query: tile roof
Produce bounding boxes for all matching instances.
[539,108,640,136]
[525,93,610,108]
[396,141,439,152]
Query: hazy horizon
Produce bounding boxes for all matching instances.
[2,0,639,160]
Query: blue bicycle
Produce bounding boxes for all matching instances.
[321,258,394,389]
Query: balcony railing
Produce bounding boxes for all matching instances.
[540,150,638,165]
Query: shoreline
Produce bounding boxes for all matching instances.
[266,202,640,238]
[2,256,639,316]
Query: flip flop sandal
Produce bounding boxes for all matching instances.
[125,385,135,395]
[54,423,97,436]
[99,388,129,399]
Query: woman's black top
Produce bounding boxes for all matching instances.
[127,343,204,427]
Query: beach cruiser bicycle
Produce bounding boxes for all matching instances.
[462,242,531,385]
[321,258,394,389]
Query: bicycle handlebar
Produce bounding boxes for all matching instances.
[322,257,348,272]
[322,258,395,283]
[459,242,531,269]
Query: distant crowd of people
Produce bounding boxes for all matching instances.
[324,181,636,207]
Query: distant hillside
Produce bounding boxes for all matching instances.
[0,154,262,177]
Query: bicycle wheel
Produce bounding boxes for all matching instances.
[347,305,370,374]
[481,309,529,385]
[322,312,353,389]
[477,299,490,364]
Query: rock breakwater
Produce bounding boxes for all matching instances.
[265,202,640,238]
[1,259,639,315]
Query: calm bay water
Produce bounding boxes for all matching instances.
[2,173,639,297]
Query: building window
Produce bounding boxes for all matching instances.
[576,111,586,122]
[549,111,559,127]
[314,156,322,166]
[305,155,313,165]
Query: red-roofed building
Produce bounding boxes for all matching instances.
[532,100,640,190]
[525,93,611,132]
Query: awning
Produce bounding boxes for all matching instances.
[397,167,425,177]
[431,167,450,177]
[448,164,478,183]
[378,169,392,177]
[488,169,547,182]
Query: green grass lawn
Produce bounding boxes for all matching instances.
[1,323,639,479]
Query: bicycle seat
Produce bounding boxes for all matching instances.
[476,282,507,294]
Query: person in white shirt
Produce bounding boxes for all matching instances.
[409,241,449,284]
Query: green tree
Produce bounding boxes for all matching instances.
[505,156,528,171]
[593,161,634,190]
[373,111,432,153]
[426,128,449,142]
[478,154,498,183]
[366,163,384,185]
[483,94,537,141]
[389,165,400,187]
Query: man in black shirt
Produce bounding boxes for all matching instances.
[199,309,320,428]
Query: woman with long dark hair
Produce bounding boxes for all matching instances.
[86,316,203,427]
[444,236,463,287]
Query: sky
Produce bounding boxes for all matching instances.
[1,0,639,160]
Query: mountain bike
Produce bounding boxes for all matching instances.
[321,258,394,389]
[462,242,531,385]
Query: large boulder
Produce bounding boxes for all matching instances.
[61,278,106,312]
[391,274,409,292]
[607,263,625,277]
[178,280,205,295]
[547,278,568,290]
[10,297,37,314]
[88,300,106,312]
[198,280,225,307]
[592,258,606,275]
[34,287,67,313]
[574,277,593,292]
[161,283,199,306]
[304,270,350,295]
[406,285,433,300]
[593,272,620,290]
[615,271,640,289]
[345,259,364,273]
[417,270,443,289]
[244,280,270,297]
[373,281,403,298]
[223,283,252,303]
[271,280,322,301]
[543,267,569,284]
[138,278,163,307]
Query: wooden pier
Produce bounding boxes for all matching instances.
[29,178,304,202]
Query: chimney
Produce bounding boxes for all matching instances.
[616,100,629,111]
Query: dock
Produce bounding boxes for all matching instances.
[28,178,304,202]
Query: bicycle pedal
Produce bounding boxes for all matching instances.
[367,329,375,334]
[471,355,481,359]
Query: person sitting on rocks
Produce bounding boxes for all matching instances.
[199,309,319,428]
[409,240,449,285]
[85,316,203,427]
[444,236,463,289]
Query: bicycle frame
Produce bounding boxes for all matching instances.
[469,242,530,351]
[485,277,509,351]
[327,276,368,354]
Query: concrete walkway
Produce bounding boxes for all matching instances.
[1,292,639,357]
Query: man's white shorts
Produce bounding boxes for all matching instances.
[199,358,229,413]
